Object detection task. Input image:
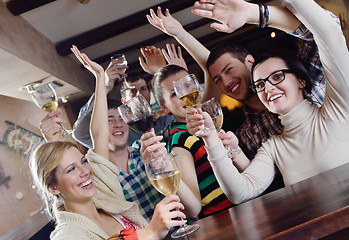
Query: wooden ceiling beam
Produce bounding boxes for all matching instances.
[56,0,196,56]
[93,18,212,64]
[6,0,56,16]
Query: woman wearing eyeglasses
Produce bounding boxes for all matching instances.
[186,0,349,204]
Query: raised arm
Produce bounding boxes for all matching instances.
[72,59,127,149]
[192,0,301,33]
[282,0,349,117]
[147,7,221,102]
[71,45,109,159]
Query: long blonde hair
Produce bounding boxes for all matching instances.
[30,141,79,221]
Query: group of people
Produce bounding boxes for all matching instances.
[31,0,349,239]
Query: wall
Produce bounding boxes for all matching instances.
[0,95,71,238]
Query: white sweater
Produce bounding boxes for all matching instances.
[207,0,349,204]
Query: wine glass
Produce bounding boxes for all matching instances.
[111,53,134,90]
[173,74,207,135]
[200,98,235,158]
[117,94,154,133]
[27,83,73,137]
[145,154,200,238]
[173,74,201,108]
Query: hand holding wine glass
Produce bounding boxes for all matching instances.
[200,98,240,158]
[27,83,73,137]
[145,154,200,238]
[111,53,134,90]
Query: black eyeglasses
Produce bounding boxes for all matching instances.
[251,69,294,93]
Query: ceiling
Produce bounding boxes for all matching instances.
[0,0,299,107]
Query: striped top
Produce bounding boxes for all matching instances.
[168,122,233,218]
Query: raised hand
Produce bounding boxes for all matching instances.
[71,45,104,77]
[192,0,253,33]
[162,43,188,71]
[147,7,184,37]
[104,60,127,93]
[140,128,167,162]
[40,108,66,142]
[139,46,166,75]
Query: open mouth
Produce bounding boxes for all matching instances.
[229,81,240,94]
[112,131,124,136]
[79,179,92,188]
[268,94,283,102]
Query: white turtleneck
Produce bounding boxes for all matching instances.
[206,0,349,204]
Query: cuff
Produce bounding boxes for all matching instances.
[205,139,227,163]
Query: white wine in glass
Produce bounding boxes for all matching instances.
[173,74,201,108]
[145,155,200,238]
[200,98,224,131]
[200,98,236,158]
[174,74,209,136]
[27,83,73,137]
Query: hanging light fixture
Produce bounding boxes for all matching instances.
[76,0,90,4]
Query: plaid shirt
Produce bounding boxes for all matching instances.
[237,23,331,160]
[117,141,163,222]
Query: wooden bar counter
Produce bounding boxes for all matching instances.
[168,162,349,240]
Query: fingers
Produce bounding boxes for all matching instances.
[192,8,213,19]
[157,6,165,18]
[140,129,167,161]
[41,108,62,122]
[161,48,170,63]
[164,8,171,17]
[141,140,166,161]
[176,45,183,59]
[138,56,147,71]
[211,23,234,33]
[40,111,66,142]
[194,1,215,10]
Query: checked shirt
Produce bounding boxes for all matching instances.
[117,142,163,222]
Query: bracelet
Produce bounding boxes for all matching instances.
[227,146,242,159]
[258,4,269,28]
[120,226,138,240]
[107,226,138,240]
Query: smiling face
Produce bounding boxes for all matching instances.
[48,147,95,204]
[159,70,188,122]
[208,52,254,102]
[108,108,129,150]
[253,57,305,115]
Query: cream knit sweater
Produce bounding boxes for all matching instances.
[50,150,148,240]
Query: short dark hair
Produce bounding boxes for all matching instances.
[207,43,250,71]
[107,98,122,110]
[251,49,312,96]
[152,65,188,106]
[120,72,152,99]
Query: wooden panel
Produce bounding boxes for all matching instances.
[0,210,50,240]
[6,0,56,16]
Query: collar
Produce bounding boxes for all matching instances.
[279,100,315,132]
